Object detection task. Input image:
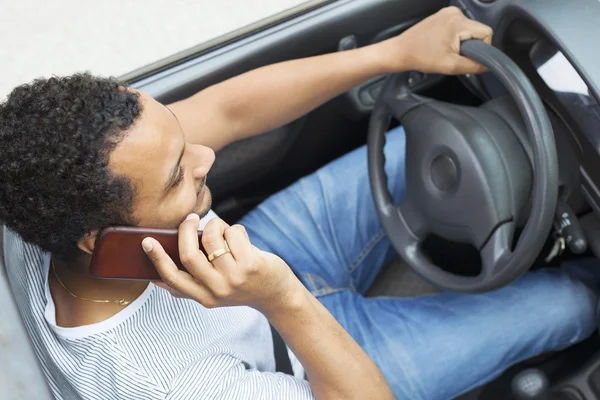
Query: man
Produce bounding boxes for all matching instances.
[1,7,598,400]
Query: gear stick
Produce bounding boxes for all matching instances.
[512,369,550,400]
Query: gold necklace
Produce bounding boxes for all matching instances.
[51,259,131,306]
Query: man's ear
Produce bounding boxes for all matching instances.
[76,231,99,255]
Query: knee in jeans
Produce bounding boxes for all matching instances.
[527,270,599,343]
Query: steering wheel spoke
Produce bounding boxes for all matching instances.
[397,199,429,241]
[480,221,515,279]
[376,198,428,258]
[382,73,431,122]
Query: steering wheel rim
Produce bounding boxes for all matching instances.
[368,40,558,293]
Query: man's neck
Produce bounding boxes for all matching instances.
[48,255,149,328]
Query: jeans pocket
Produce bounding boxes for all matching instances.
[300,273,347,297]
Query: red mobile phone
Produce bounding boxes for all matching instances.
[90,226,204,281]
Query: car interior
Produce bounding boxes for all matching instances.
[2,0,600,398]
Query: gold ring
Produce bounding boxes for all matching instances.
[208,246,231,262]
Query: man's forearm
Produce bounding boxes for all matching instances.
[170,8,493,150]
[213,45,393,139]
[262,285,393,400]
[170,44,402,149]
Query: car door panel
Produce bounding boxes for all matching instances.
[129,0,448,215]
[130,0,447,101]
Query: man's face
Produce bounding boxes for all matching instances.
[108,91,215,229]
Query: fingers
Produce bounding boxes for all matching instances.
[459,19,493,44]
[445,7,492,74]
[143,218,270,309]
[452,24,489,74]
[142,236,178,277]
[177,213,219,282]
[144,217,267,308]
[142,237,213,302]
[202,218,235,268]
[178,213,203,261]
[223,225,255,265]
[449,7,493,49]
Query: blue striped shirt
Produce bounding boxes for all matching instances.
[4,221,312,399]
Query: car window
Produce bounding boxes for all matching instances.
[0,0,325,99]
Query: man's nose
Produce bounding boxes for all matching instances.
[191,145,215,178]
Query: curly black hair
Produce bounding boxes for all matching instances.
[0,73,143,259]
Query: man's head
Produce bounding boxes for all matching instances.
[0,73,215,261]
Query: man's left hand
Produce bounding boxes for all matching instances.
[375,6,493,75]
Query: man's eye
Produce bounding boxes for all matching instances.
[173,166,185,186]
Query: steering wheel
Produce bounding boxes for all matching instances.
[368,40,558,293]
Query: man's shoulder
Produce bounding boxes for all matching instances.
[3,226,46,288]
[3,226,43,260]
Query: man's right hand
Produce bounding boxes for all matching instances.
[142,214,302,313]
[144,214,394,399]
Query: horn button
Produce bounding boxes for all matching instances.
[430,154,459,192]
[402,101,532,249]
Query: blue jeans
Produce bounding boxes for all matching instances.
[240,126,600,399]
